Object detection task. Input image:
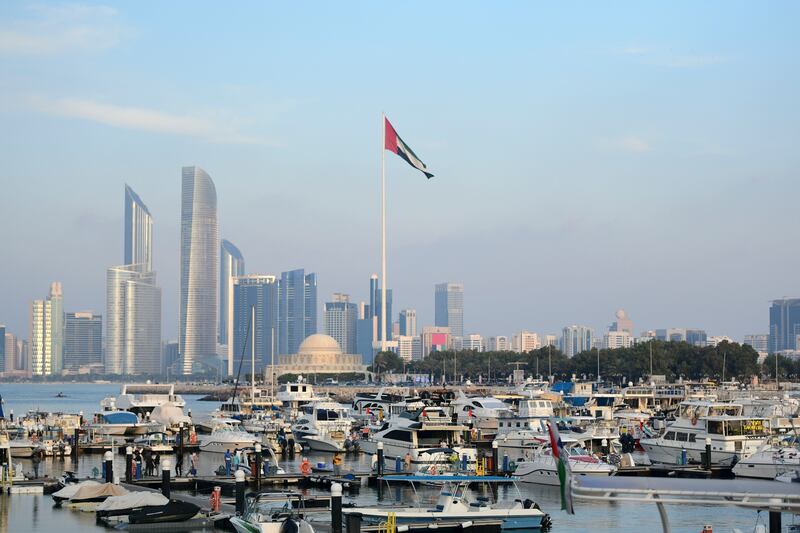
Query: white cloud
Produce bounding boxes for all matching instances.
[618,136,650,153]
[30,96,275,146]
[0,3,123,56]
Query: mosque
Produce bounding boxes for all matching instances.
[275,333,369,378]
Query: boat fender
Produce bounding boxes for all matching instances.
[279,519,300,533]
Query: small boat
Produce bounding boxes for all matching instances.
[733,438,800,479]
[62,482,128,509]
[55,392,66,398]
[90,411,163,437]
[128,500,201,524]
[95,492,169,518]
[132,432,177,454]
[230,491,316,533]
[512,437,617,486]
[199,424,260,454]
[52,480,102,504]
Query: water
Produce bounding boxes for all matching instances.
[0,383,795,533]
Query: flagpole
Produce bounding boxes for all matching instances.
[380,112,387,352]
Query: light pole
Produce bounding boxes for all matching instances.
[596,346,600,383]
[548,344,552,381]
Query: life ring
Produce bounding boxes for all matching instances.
[300,461,312,475]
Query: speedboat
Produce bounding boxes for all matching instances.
[133,432,177,453]
[512,438,617,485]
[128,500,201,524]
[8,438,45,458]
[345,476,550,531]
[733,437,800,479]
[230,491,316,533]
[95,492,170,520]
[199,424,260,454]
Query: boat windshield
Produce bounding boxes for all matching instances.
[567,445,590,456]
[247,498,294,520]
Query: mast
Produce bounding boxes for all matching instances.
[380,112,387,352]
[251,304,255,403]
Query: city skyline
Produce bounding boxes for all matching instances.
[1,2,799,346]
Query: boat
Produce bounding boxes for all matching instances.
[360,407,476,464]
[277,380,320,420]
[345,475,550,531]
[101,383,186,415]
[90,411,163,437]
[291,400,354,452]
[95,492,169,518]
[132,432,177,453]
[351,388,419,421]
[230,491,316,533]
[128,500,201,524]
[512,437,617,485]
[62,482,129,509]
[8,438,45,458]
[450,390,512,435]
[52,480,102,504]
[198,424,260,454]
[732,437,800,479]
[148,402,192,431]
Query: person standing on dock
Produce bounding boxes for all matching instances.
[31,447,42,478]
[232,449,240,472]
[134,448,143,479]
[175,448,184,477]
[143,447,153,477]
[224,449,232,476]
[190,452,198,476]
[333,452,343,476]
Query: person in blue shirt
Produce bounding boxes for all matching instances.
[224,449,232,476]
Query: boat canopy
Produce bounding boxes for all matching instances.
[380,475,514,482]
[52,480,101,499]
[102,412,139,424]
[71,482,128,501]
[96,492,168,511]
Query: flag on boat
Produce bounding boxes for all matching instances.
[384,116,434,179]
[547,418,575,514]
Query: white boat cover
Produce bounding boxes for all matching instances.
[149,402,192,427]
[52,480,101,499]
[71,482,128,501]
[96,491,168,511]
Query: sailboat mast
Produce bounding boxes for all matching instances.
[251,304,255,403]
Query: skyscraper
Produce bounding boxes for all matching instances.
[180,166,218,374]
[560,325,593,357]
[219,239,245,346]
[124,184,153,271]
[376,288,392,342]
[30,282,63,376]
[399,309,417,337]
[278,269,318,355]
[64,312,102,371]
[230,275,278,375]
[0,325,5,373]
[324,293,357,355]
[770,298,800,353]
[106,264,162,374]
[435,282,464,340]
[744,334,769,354]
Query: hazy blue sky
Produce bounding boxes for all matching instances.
[1,1,798,343]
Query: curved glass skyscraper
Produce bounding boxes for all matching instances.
[180,166,218,375]
[124,184,153,272]
[219,239,245,346]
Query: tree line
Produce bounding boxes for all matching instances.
[371,340,783,384]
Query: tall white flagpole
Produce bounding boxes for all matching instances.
[380,112,387,352]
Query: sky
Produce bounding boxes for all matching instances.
[0,1,798,343]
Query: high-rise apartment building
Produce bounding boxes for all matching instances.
[180,166,218,374]
[770,298,800,353]
[4,332,16,374]
[560,325,593,358]
[435,282,464,340]
[219,239,245,346]
[396,335,422,362]
[64,312,102,371]
[486,335,510,352]
[604,331,633,349]
[124,185,153,272]
[230,275,278,374]
[399,309,417,337]
[30,282,64,376]
[744,334,769,354]
[0,325,4,373]
[324,293,357,355]
[278,269,317,355]
[421,326,451,358]
[511,331,540,353]
[462,334,484,352]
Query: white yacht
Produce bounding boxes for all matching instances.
[732,437,800,479]
[90,411,163,437]
[351,388,418,421]
[450,391,512,434]
[101,384,185,415]
[496,397,554,437]
[512,437,617,485]
[640,400,771,466]
[198,424,260,454]
[360,407,476,463]
[277,380,320,420]
[291,401,354,452]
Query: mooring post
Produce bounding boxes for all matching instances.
[73,428,80,459]
[235,469,246,515]
[104,451,113,483]
[125,446,133,483]
[346,512,362,533]
[288,437,296,459]
[161,459,171,498]
[254,443,262,490]
[492,440,499,475]
[770,511,781,533]
[377,441,384,477]
[331,482,343,533]
[704,438,712,470]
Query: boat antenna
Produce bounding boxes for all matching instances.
[230,305,254,402]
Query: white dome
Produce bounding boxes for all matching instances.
[297,334,342,355]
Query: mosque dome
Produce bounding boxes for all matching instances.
[297,334,342,355]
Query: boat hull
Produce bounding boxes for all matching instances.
[350,509,545,530]
[304,436,344,453]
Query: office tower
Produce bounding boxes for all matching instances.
[686,329,707,347]
[162,341,180,375]
[30,283,64,376]
[229,275,278,375]
[543,335,557,347]
[4,332,16,374]
[560,325,593,358]
[435,282,464,340]
[604,331,633,349]
[368,274,378,320]
[770,298,800,353]
[486,336,510,352]
[324,293,357,355]
[396,335,422,362]
[124,184,153,271]
[462,334,484,352]
[743,334,769,354]
[278,269,318,355]
[356,318,375,366]
[421,326,450,358]
[219,239,245,346]
[106,265,162,374]
[375,289,392,342]
[399,309,417,337]
[0,325,4,373]
[180,166,219,374]
[64,312,102,371]
[511,331,541,353]
[609,309,633,334]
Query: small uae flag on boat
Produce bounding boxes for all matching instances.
[548,418,575,514]
[384,116,434,179]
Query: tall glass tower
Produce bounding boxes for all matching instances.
[124,184,153,272]
[435,282,464,339]
[180,166,218,374]
[278,269,317,355]
[230,275,278,375]
[219,239,245,346]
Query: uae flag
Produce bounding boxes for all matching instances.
[548,418,575,514]
[384,116,434,179]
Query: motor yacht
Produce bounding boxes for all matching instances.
[512,437,617,485]
[449,391,512,435]
[198,424,260,454]
[291,401,354,452]
[732,436,800,479]
[90,411,163,437]
[100,384,185,415]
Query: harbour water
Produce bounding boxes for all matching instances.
[0,383,794,533]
